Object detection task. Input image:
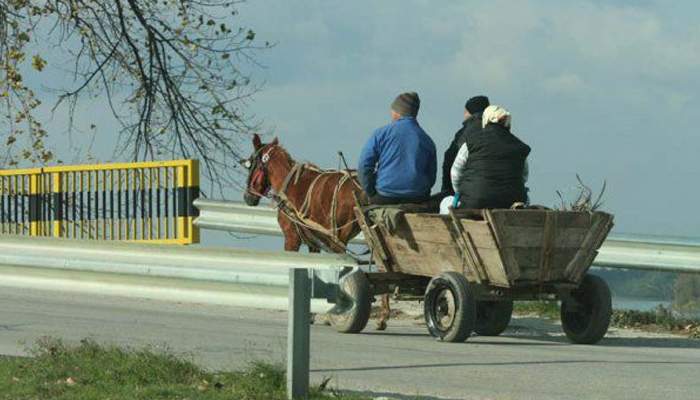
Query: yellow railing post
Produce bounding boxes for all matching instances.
[52,173,62,238]
[29,174,40,236]
[176,164,186,243]
[188,160,200,244]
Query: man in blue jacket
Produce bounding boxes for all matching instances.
[358,92,437,205]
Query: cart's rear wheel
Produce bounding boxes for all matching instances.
[330,269,371,334]
[560,274,612,344]
[475,300,513,336]
[424,272,476,342]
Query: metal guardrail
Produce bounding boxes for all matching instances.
[0,235,354,289]
[0,235,345,400]
[596,238,700,274]
[193,198,367,243]
[194,199,700,274]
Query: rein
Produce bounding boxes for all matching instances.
[246,144,361,253]
[275,163,362,252]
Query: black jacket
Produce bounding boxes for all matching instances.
[455,123,530,209]
[441,113,482,194]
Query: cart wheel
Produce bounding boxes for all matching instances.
[330,269,371,334]
[560,274,612,344]
[475,300,513,336]
[424,272,476,342]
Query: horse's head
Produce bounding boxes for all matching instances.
[241,133,281,206]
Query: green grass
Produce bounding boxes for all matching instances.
[513,300,560,319]
[0,338,368,400]
[611,306,700,338]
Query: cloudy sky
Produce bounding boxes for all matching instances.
[36,0,700,239]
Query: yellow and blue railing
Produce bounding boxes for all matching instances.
[0,160,200,244]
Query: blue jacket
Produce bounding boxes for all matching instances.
[358,117,437,198]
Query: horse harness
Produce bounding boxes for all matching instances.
[249,144,362,252]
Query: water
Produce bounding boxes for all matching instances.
[613,297,670,312]
[609,232,700,246]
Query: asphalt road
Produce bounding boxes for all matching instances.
[1,286,699,400]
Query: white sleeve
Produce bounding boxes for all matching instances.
[451,143,469,193]
[523,158,529,183]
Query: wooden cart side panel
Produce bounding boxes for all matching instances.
[353,207,392,272]
[495,210,595,228]
[382,214,466,277]
[381,234,464,277]
[446,210,485,284]
[538,211,557,283]
[507,247,580,281]
[459,218,510,287]
[564,212,614,282]
[484,210,521,282]
[499,226,589,248]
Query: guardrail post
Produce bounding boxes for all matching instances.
[287,268,310,400]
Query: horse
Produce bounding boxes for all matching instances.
[240,134,392,329]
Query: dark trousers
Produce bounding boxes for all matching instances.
[369,193,430,205]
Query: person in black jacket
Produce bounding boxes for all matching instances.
[450,105,530,209]
[441,95,490,195]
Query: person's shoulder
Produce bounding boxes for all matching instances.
[372,121,394,136]
[464,113,483,130]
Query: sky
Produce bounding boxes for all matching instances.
[30,0,700,240]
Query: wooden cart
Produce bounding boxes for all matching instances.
[332,206,614,344]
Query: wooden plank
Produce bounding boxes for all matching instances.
[512,247,580,282]
[493,210,594,228]
[500,226,589,248]
[564,212,614,282]
[353,207,391,272]
[448,208,486,284]
[484,210,521,281]
[538,211,557,283]
[460,219,499,249]
[493,210,546,227]
[402,214,460,245]
[457,218,510,286]
[474,247,511,287]
[383,235,464,278]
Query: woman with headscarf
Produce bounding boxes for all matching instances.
[441,105,530,212]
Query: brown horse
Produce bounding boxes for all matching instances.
[241,134,391,329]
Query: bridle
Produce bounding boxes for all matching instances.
[241,144,279,198]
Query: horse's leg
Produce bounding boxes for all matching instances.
[375,294,390,331]
[278,213,302,252]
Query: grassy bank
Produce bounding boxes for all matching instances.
[513,301,700,338]
[0,338,366,400]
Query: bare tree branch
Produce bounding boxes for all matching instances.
[0,0,270,193]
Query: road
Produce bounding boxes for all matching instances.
[1,286,699,400]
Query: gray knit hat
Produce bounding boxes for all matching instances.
[391,92,420,117]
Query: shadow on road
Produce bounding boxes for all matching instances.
[342,389,459,400]
[351,316,700,349]
[312,358,700,374]
[502,317,700,349]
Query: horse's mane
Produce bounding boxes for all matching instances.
[273,143,331,172]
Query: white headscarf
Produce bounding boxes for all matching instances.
[482,105,512,129]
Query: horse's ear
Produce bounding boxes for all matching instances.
[271,137,279,145]
[252,133,262,149]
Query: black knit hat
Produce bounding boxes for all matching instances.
[391,92,420,117]
[465,95,490,114]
